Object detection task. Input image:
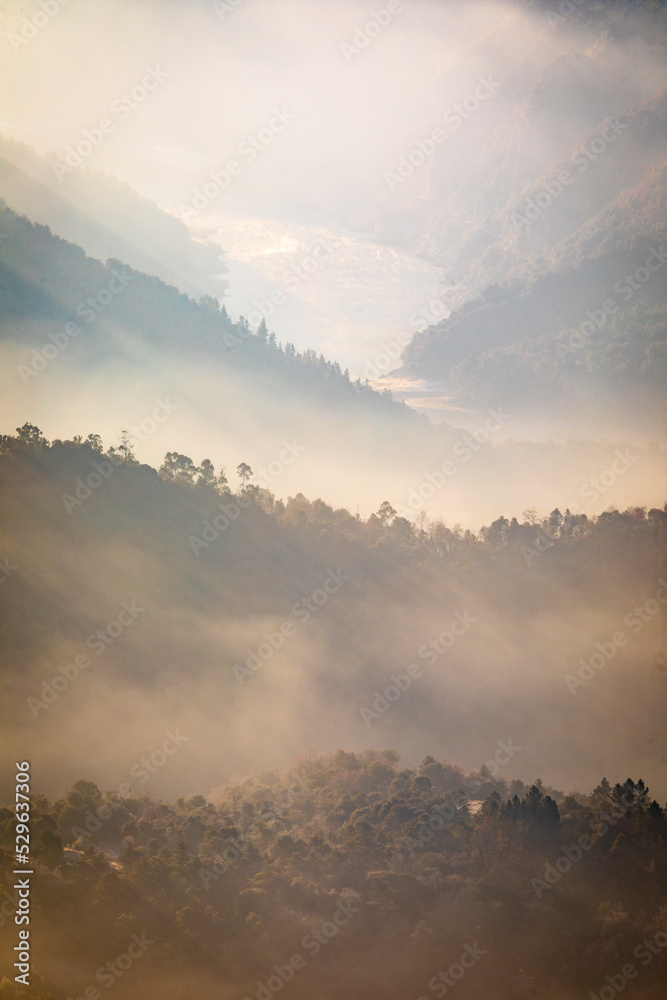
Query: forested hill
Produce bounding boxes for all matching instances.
[398,227,667,413]
[1,425,665,806]
[1,756,665,1000]
[383,0,667,295]
[384,0,667,415]
[0,206,410,421]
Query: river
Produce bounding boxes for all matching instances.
[192,214,449,382]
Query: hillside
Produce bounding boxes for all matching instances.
[399,228,667,414]
[1,757,665,1000]
[0,137,229,301]
[1,1,666,997]
[379,1,667,288]
[377,0,667,410]
[1,427,665,802]
[0,205,410,422]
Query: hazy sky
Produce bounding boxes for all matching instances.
[1,0,538,221]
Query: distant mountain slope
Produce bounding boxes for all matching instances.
[546,160,667,273]
[399,227,667,413]
[368,0,667,409]
[0,205,412,422]
[386,1,667,295]
[451,91,667,295]
[0,137,229,300]
[409,69,667,302]
[380,1,667,413]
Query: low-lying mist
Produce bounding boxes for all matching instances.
[1,434,665,807]
[2,329,665,526]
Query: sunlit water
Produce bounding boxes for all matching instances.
[191,214,449,381]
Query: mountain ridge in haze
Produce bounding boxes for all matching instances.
[0,425,665,802]
[0,137,230,301]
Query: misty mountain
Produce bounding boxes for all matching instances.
[4,200,662,529]
[2,759,665,1000]
[398,227,667,418]
[380,1,666,288]
[413,74,667,297]
[0,137,229,301]
[0,204,413,424]
[1,1,666,996]
[373,0,667,416]
[1,427,665,804]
